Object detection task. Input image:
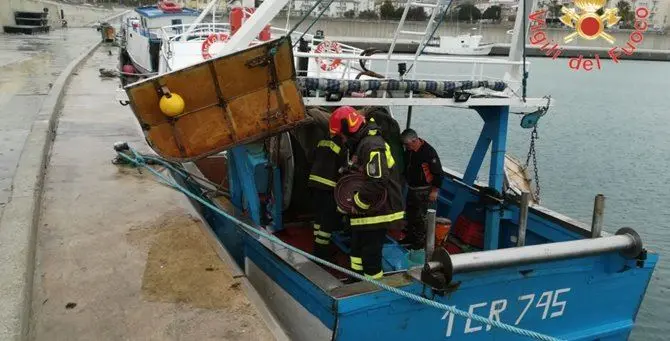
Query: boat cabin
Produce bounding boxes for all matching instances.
[121,3,200,74]
[134,4,200,36]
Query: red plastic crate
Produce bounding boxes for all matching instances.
[387,228,405,242]
[444,241,463,254]
[453,215,484,249]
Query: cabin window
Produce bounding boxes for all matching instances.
[171,19,183,34]
[140,17,147,35]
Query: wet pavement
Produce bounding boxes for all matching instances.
[29,46,274,340]
[0,28,100,219]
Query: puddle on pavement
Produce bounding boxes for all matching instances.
[0,29,99,94]
[126,211,250,311]
[0,53,54,95]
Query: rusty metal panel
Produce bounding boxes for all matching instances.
[125,38,306,161]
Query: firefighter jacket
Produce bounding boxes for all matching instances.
[349,123,405,229]
[308,136,347,191]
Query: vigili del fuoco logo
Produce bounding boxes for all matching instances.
[528,0,649,71]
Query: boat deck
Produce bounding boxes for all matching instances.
[273,224,351,279]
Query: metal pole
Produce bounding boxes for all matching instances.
[421,230,642,275]
[184,0,219,37]
[218,0,292,55]
[406,106,413,129]
[285,0,292,31]
[425,209,436,264]
[517,192,530,247]
[591,194,605,238]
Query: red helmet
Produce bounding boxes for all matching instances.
[329,106,364,136]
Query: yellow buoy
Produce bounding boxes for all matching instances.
[159,93,185,117]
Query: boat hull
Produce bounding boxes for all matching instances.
[423,44,493,56]
[171,169,657,341]
[124,28,156,74]
[424,34,493,56]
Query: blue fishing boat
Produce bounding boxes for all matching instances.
[117,0,658,340]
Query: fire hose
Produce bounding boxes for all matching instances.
[334,172,386,214]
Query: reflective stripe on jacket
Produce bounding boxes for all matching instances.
[308,137,347,191]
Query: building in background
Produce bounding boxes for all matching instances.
[661,0,670,28]
[633,0,670,29]
[475,0,518,21]
[290,0,367,17]
[181,0,668,28]
[184,0,228,11]
[373,0,404,11]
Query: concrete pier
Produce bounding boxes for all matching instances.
[271,18,670,49]
[267,18,670,61]
[0,22,284,341]
[326,36,670,61]
[28,45,276,341]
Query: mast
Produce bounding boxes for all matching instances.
[504,0,538,86]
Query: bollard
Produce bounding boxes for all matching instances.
[591,194,605,238]
[425,209,437,264]
[517,192,530,247]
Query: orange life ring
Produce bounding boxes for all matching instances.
[201,33,229,60]
[314,40,343,72]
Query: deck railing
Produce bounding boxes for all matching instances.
[147,20,543,108]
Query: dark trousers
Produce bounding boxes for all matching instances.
[405,186,432,248]
[312,189,343,260]
[350,227,387,279]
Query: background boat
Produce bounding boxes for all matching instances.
[424,33,494,56]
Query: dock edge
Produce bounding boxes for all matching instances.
[0,39,101,341]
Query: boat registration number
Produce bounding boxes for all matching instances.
[440,287,571,337]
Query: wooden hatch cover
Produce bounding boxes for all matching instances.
[124,37,306,161]
[504,154,538,204]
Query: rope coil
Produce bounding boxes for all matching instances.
[115,147,563,341]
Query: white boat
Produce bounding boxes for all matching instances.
[118,0,374,85]
[119,1,201,75]
[423,34,493,56]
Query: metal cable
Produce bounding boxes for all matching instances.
[116,148,563,341]
[130,152,230,197]
[405,0,454,76]
[290,0,338,48]
[522,0,528,101]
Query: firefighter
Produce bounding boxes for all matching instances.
[308,124,348,261]
[329,106,404,280]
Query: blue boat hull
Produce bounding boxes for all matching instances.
[173,170,657,341]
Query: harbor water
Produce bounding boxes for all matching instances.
[381,57,670,340]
